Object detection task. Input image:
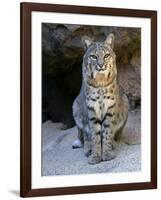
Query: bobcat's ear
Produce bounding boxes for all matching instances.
[104,33,115,49]
[82,36,93,49]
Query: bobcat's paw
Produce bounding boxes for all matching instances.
[102,151,116,161]
[72,139,83,149]
[88,155,101,165]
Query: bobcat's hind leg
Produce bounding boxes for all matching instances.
[72,128,84,149]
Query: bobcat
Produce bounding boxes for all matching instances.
[72,33,129,164]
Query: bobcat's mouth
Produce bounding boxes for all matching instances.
[95,65,107,71]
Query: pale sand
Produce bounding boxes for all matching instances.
[42,120,141,176]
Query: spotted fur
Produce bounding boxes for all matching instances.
[72,34,129,164]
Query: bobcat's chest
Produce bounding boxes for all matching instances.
[86,87,116,120]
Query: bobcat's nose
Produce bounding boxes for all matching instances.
[97,60,104,68]
[96,59,105,71]
[96,60,106,71]
[98,64,104,69]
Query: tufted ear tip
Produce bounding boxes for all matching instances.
[82,36,93,49]
[104,33,115,49]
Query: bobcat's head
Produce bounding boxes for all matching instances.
[82,33,117,87]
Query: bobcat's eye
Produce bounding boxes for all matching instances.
[90,55,97,60]
[104,53,110,59]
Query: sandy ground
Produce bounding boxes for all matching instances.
[42,121,141,176]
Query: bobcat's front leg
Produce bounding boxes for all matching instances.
[87,115,102,164]
[102,116,116,161]
[83,130,91,157]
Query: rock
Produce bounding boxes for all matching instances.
[42,23,141,125]
[119,108,141,144]
[118,64,141,109]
